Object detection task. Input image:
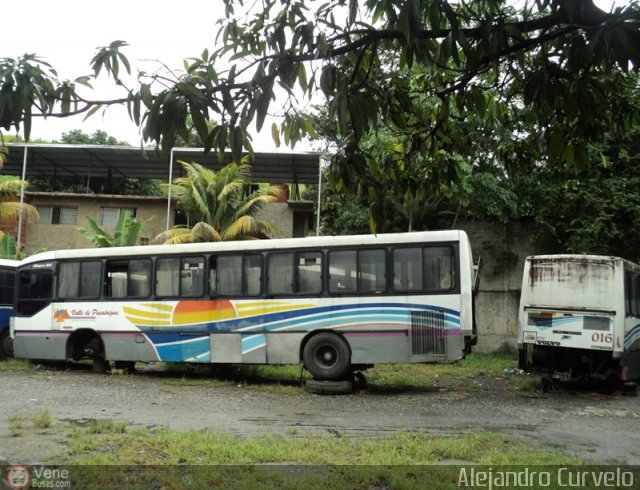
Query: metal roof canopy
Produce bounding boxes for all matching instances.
[3,143,320,184]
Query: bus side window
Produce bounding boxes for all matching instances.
[424,246,453,291]
[58,262,81,299]
[105,259,151,299]
[329,250,357,293]
[268,253,294,295]
[359,249,386,292]
[217,255,243,295]
[59,261,102,300]
[181,257,205,297]
[393,247,422,291]
[243,254,262,295]
[297,252,322,294]
[156,258,180,296]
[81,262,102,299]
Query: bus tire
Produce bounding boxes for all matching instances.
[302,332,351,381]
[0,329,13,360]
[305,379,353,395]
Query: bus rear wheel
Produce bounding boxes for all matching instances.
[302,332,351,381]
[0,329,14,360]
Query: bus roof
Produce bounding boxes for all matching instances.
[19,230,469,266]
[0,259,19,268]
[526,254,640,274]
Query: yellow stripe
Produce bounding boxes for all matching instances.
[238,304,316,317]
[140,303,174,312]
[123,306,172,319]
[236,301,289,309]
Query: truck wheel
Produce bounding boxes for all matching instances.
[305,379,353,395]
[302,332,351,380]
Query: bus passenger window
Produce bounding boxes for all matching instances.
[393,248,422,291]
[329,251,357,293]
[424,247,453,290]
[216,255,243,295]
[58,262,80,298]
[268,253,294,295]
[105,259,151,299]
[298,252,322,294]
[156,258,180,296]
[181,258,205,297]
[359,249,386,292]
[80,261,102,299]
[59,261,102,300]
[243,254,262,295]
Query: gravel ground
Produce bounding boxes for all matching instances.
[1,364,640,465]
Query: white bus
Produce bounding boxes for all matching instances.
[0,259,19,360]
[518,254,640,382]
[13,231,477,380]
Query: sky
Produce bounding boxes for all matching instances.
[4,0,625,149]
[5,0,294,150]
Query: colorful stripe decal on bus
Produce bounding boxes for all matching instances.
[527,315,611,330]
[132,300,461,362]
[125,300,460,332]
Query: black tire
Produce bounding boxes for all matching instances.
[0,329,14,360]
[305,379,353,395]
[621,382,638,397]
[302,332,351,380]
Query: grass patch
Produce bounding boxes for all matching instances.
[63,427,580,488]
[8,415,24,437]
[69,427,578,465]
[0,358,35,372]
[32,408,53,429]
[364,352,519,388]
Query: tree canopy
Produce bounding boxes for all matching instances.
[1,0,638,167]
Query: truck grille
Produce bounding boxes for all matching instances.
[411,310,446,356]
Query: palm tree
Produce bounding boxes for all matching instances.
[76,210,151,247]
[0,178,38,258]
[152,160,281,244]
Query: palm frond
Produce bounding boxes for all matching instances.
[0,201,38,222]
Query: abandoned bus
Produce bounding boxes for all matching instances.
[518,254,640,382]
[0,259,18,360]
[13,231,477,380]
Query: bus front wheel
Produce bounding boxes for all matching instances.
[302,332,351,381]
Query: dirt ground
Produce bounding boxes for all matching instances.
[1,364,639,465]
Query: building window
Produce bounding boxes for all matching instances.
[36,206,77,225]
[100,207,136,227]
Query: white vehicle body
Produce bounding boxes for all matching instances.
[517,254,640,380]
[13,231,477,380]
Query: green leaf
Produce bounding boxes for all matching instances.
[0,233,17,259]
[271,122,281,147]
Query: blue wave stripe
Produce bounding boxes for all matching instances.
[242,333,266,353]
[139,302,460,334]
[239,312,459,333]
[624,324,640,349]
[156,335,210,362]
[528,316,591,329]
